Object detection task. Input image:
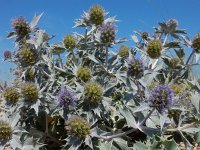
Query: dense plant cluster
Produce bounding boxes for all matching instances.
[1,4,200,150]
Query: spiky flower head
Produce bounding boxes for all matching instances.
[89,5,104,25]
[148,84,174,112]
[166,19,179,30]
[3,50,11,59]
[192,33,200,51]
[118,45,129,58]
[3,87,20,104]
[77,66,91,82]
[0,121,12,141]
[127,58,144,79]
[18,46,38,67]
[168,58,180,69]
[63,35,76,51]
[66,116,90,138]
[147,39,162,59]
[57,86,76,108]
[25,70,35,81]
[99,23,116,44]
[142,32,148,40]
[12,16,30,39]
[84,82,103,103]
[21,83,38,102]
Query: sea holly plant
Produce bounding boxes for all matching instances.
[1,4,200,150]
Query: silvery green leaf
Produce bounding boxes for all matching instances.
[10,134,23,149]
[191,92,200,113]
[98,141,112,150]
[163,139,178,150]
[120,107,136,127]
[159,113,168,130]
[30,13,43,29]
[84,136,93,149]
[113,138,131,150]
[132,103,149,113]
[133,141,148,150]
[182,127,200,134]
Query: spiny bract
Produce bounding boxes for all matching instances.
[84,82,103,103]
[66,116,90,138]
[21,83,39,102]
[147,39,162,59]
[76,66,91,82]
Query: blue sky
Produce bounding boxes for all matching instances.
[0,0,200,81]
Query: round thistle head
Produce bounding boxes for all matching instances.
[118,45,129,58]
[3,87,20,104]
[89,5,104,25]
[99,23,116,44]
[142,32,148,40]
[57,86,76,108]
[3,50,11,59]
[66,116,90,138]
[166,19,179,30]
[148,84,174,112]
[77,66,91,82]
[63,35,76,50]
[147,39,162,59]
[0,121,12,141]
[84,82,103,103]
[25,70,35,81]
[12,16,30,39]
[21,83,39,102]
[18,46,38,67]
[127,58,144,79]
[192,33,200,51]
[168,58,180,69]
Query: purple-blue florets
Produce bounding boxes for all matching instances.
[99,23,116,44]
[148,84,174,112]
[57,86,76,108]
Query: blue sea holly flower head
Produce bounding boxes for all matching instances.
[99,22,116,45]
[148,84,174,113]
[57,86,76,108]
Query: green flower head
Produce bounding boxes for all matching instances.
[77,66,91,82]
[84,82,103,103]
[118,45,129,58]
[147,39,162,59]
[89,5,104,25]
[63,35,76,50]
[0,121,12,141]
[21,83,39,102]
[3,87,20,104]
[168,58,180,69]
[18,46,38,67]
[66,116,90,138]
[192,33,200,51]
